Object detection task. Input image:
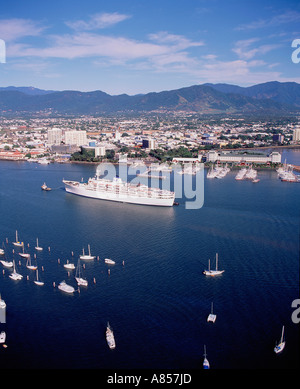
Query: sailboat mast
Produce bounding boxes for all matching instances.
[216,253,218,270]
[281,326,285,342]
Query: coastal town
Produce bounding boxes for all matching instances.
[0,113,300,166]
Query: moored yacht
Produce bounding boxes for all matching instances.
[0,294,6,309]
[58,281,75,294]
[75,259,88,286]
[274,325,285,354]
[13,230,23,247]
[203,253,224,276]
[106,322,116,349]
[35,238,43,251]
[9,260,23,280]
[203,345,210,369]
[0,331,6,344]
[104,258,115,265]
[63,261,75,270]
[34,269,44,286]
[80,245,95,260]
[235,168,247,181]
[0,259,13,268]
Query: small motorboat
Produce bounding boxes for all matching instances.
[0,331,6,344]
[104,258,115,265]
[41,182,51,191]
[63,261,75,270]
[58,281,75,294]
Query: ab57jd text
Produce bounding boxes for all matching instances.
[107,373,192,386]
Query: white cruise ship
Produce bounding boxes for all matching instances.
[63,176,175,207]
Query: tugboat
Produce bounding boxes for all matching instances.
[41,182,51,191]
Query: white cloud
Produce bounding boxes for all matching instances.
[8,29,203,68]
[65,12,131,30]
[0,18,46,42]
[232,38,282,60]
[148,31,204,50]
[236,10,300,30]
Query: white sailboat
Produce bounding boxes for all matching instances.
[106,322,116,349]
[79,245,95,260]
[34,268,44,286]
[0,259,13,268]
[274,325,285,354]
[26,256,37,270]
[35,238,43,251]
[203,345,210,369]
[203,253,224,276]
[75,259,88,286]
[19,245,30,259]
[13,230,23,247]
[207,302,217,323]
[9,260,23,280]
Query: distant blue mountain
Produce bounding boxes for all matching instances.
[0,81,299,116]
[0,86,56,95]
[204,81,300,107]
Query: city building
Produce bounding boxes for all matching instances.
[142,138,156,150]
[272,134,284,143]
[64,130,87,146]
[82,144,106,157]
[292,126,300,142]
[206,150,281,164]
[47,128,62,145]
[172,156,202,164]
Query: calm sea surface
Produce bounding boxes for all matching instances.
[0,149,299,370]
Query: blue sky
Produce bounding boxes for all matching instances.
[0,0,300,94]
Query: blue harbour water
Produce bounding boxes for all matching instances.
[0,150,299,370]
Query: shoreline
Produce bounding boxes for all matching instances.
[0,158,299,173]
[0,145,300,169]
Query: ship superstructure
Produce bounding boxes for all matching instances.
[63,176,175,207]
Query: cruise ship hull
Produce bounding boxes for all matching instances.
[63,180,175,207]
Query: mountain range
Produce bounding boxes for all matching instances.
[0,81,300,116]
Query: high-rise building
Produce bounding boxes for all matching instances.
[142,138,156,149]
[47,128,62,145]
[64,130,87,146]
[292,126,300,142]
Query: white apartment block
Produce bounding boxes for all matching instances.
[64,130,87,146]
[292,126,300,142]
[47,128,62,145]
